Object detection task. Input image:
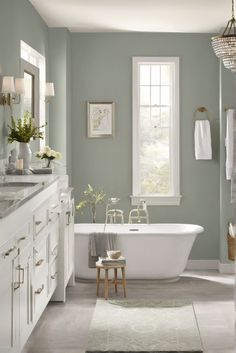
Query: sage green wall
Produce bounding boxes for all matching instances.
[0,1,231,262]
[48,28,72,175]
[0,0,49,158]
[71,33,220,260]
[0,1,71,176]
[220,63,236,263]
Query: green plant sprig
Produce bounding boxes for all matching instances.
[8,111,46,143]
[76,184,106,223]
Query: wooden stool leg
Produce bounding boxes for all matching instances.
[121,267,126,298]
[104,269,109,300]
[114,268,118,293]
[96,267,100,297]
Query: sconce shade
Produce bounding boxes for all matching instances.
[2,76,15,93]
[45,82,55,97]
[15,78,25,95]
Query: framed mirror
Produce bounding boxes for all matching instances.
[20,59,40,155]
[20,59,39,123]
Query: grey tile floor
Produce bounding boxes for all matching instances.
[23,271,235,353]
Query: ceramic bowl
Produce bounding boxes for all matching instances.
[107,250,122,259]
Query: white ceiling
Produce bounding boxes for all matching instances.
[29,0,231,33]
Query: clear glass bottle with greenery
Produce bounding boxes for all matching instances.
[76,184,106,223]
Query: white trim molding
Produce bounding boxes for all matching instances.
[186,260,235,274]
[218,262,235,274]
[132,57,180,206]
[186,260,219,270]
[130,195,182,206]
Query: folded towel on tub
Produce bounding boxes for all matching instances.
[88,232,117,268]
[194,120,212,160]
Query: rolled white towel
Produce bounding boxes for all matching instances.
[194,120,212,160]
[225,109,236,180]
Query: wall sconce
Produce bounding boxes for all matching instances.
[45,82,55,103]
[0,76,25,106]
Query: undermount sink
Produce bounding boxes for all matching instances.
[0,182,42,205]
[0,199,16,211]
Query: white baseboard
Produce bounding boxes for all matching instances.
[218,262,235,274]
[186,260,235,274]
[186,260,219,270]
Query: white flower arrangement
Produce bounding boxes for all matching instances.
[36,146,62,168]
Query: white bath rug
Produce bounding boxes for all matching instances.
[86,299,203,353]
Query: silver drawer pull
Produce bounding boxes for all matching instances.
[14,266,24,290]
[35,259,44,267]
[35,220,42,226]
[35,284,44,294]
[18,266,24,284]
[66,210,71,225]
[14,283,20,291]
[51,272,58,280]
[18,236,27,242]
[2,246,16,258]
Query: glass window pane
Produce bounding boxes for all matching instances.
[140,86,150,105]
[161,65,170,85]
[161,107,170,127]
[151,65,160,85]
[139,126,170,195]
[140,65,150,85]
[140,107,150,122]
[151,86,160,106]
[161,86,170,105]
[151,107,161,127]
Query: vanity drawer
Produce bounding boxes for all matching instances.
[33,206,48,237]
[16,222,31,251]
[49,259,58,296]
[33,234,48,278]
[0,238,17,266]
[49,219,59,263]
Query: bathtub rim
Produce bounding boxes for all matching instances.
[74,223,205,236]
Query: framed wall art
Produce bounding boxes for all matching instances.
[87,101,115,138]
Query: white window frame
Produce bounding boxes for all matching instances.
[131,57,181,206]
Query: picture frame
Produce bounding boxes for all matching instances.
[87,101,115,138]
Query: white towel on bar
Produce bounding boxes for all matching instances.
[194,120,212,160]
[225,109,236,180]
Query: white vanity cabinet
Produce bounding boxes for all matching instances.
[17,242,33,350]
[0,175,74,353]
[0,238,18,353]
[51,188,74,302]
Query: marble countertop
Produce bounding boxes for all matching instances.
[0,174,59,219]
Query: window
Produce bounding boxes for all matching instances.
[132,57,181,206]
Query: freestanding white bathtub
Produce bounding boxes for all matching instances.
[74,223,204,280]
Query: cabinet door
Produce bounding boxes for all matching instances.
[67,199,74,283]
[19,244,33,350]
[0,242,17,353]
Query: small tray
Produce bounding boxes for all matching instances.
[31,168,52,174]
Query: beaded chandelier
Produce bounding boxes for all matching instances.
[212,0,236,72]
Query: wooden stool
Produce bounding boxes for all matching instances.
[96,263,127,300]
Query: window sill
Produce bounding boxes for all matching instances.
[130,195,182,206]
